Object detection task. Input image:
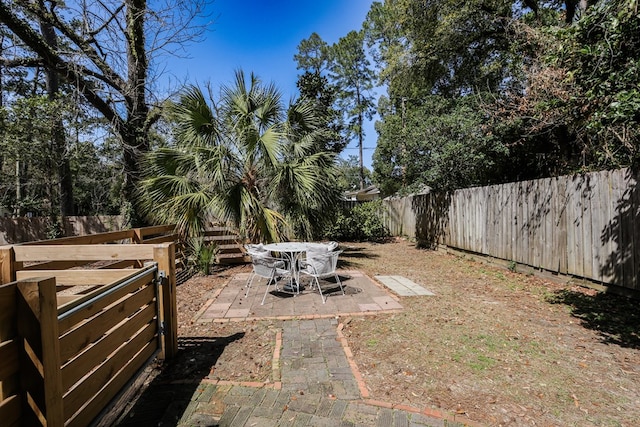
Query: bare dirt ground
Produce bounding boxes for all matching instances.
[168,239,640,427]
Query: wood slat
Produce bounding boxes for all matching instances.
[57,295,82,305]
[22,230,135,246]
[97,260,138,269]
[630,169,640,290]
[16,269,137,285]
[569,175,584,277]
[21,260,93,271]
[611,169,629,286]
[582,174,594,279]
[61,303,157,391]
[59,284,155,362]
[556,177,569,274]
[139,224,176,237]
[13,244,157,263]
[0,247,16,285]
[543,178,555,272]
[0,394,21,427]
[63,322,157,418]
[57,267,155,333]
[380,167,639,292]
[141,234,178,244]
[0,283,17,340]
[0,340,19,382]
[0,281,17,404]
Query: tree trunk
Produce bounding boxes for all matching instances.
[39,12,74,216]
[356,86,364,190]
[15,159,20,216]
[121,0,150,226]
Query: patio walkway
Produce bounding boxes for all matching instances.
[194,269,405,322]
[111,270,477,427]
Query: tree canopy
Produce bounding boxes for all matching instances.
[364,0,640,195]
[0,0,210,222]
[139,71,341,242]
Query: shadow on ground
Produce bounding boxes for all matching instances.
[547,289,640,349]
[112,333,244,426]
[338,245,379,269]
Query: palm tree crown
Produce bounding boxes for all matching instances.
[139,70,340,243]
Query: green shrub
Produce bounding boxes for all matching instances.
[323,200,389,241]
[188,237,217,275]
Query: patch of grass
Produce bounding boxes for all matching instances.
[469,355,497,372]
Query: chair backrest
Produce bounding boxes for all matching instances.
[251,255,281,278]
[245,243,266,254]
[326,241,339,251]
[306,250,342,276]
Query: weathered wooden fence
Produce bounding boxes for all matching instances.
[0,228,179,427]
[383,168,640,294]
[0,215,126,245]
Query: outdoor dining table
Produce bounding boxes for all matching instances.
[262,242,313,293]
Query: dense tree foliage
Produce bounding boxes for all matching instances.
[0,0,209,222]
[139,71,341,242]
[364,0,639,195]
[294,33,344,154]
[328,30,377,190]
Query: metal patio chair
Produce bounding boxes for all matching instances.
[299,249,344,303]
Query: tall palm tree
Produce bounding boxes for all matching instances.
[139,70,340,243]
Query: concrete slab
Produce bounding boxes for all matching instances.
[374,275,435,296]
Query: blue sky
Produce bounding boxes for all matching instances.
[165,0,378,168]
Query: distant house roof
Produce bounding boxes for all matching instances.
[343,185,380,201]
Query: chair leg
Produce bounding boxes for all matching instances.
[245,272,256,297]
[315,276,326,304]
[261,272,278,305]
[334,273,345,295]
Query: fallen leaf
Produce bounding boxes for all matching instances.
[572,394,580,407]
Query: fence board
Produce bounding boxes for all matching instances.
[612,169,631,288]
[63,321,157,419]
[556,177,569,274]
[631,170,640,290]
[17,278,64,427]
[591,171,605,282]
[583,176,595,280]
[14,244,156,262]
[22,230,135,246]
[0,282,17,402]
[16,269,137,285]
[57,267,155,333]
[0,340,19,381]
[569,175,584,277]
[139,224,176,237]
[0,394,21,427]
[65,340,156,427]
[141,234,178,244]
[59,284,155,362]
[382,167,640,292]
[61,303,156,391]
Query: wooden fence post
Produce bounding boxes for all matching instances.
[0,282,18,406]
[0,246,16,285]
[17,277,64,427]
[132,228,143,244]
[154,243,177,359]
